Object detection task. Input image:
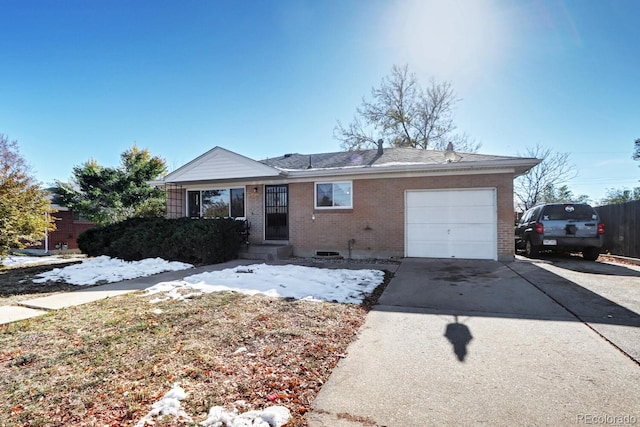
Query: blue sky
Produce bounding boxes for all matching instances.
[1,0,638,203]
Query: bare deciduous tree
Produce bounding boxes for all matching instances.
[334,65,479,152]
[514,144,578,211]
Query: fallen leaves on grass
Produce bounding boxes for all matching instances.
[0,271,392,426]
[0,262,85,306]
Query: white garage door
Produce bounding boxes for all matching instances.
[405,188,497,260]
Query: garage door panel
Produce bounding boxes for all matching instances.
[407,224,493,241]
[408,189,494,207]
[407,224,452,240]
[407,209,495,225]
[415,210,493,225]
[406,240,492,259]
[406,241,443,258]
[446,208,494,224]
[406,189,497,260]
[447,224,494,241]
[448,242,492,259]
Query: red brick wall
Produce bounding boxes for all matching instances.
[170,174,516,261]
[287,173,515,261]
[246,185,264,242]
[29,211,95,251]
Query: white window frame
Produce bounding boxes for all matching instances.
[314,181,353,209]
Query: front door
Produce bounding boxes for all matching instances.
[187,191,201,218]
[265,185,289,240]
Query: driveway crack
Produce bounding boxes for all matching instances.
[505,263,640,367]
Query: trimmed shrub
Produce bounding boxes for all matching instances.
[77,217,244,265]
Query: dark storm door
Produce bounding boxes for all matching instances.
[187,191,201,218]
[265,185,289,240]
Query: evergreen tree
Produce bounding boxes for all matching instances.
[600,187,640,205]
[52,145,167,225]
[0,134,56,256]
[598,140,640,205]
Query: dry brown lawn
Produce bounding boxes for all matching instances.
[0,261,86,306]
[0,267,391,427]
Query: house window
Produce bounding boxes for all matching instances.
[315,181,352,209]
[230,188,245,217]
[203,189,229,218]
[187,188,245,218]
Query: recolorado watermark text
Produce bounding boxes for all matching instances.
[577,414,637,425]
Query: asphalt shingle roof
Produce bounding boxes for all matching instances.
[260,147,517,171]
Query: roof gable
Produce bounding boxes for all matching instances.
[164,146,281,183]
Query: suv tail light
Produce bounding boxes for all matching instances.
[534,222,544,234]
[598,223,605,235]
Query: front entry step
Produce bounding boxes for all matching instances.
[238,244,293,261]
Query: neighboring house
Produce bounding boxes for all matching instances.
[151,146,539,261]
[27,205,95,254]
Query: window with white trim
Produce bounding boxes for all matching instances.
[315,181,352,209]
[187,188,245,218]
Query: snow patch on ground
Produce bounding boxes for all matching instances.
[201,404,290,426]
[145,263,385,304]
[134,383,192,426]
[134,384,290,427]
[1,254,84,268]
[32,256,193,285]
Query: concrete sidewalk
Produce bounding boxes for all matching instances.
[308,258,640,426]
[0,258,398,325]
[0,259,259,325]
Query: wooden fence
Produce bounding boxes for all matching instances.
[595,200,640,258]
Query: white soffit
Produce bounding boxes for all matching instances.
[164,146,282,183]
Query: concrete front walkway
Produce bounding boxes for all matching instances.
[0,258,398,325]
[308,258,640,426]
[0,259,260,325]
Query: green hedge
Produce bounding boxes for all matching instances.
[77,217,245,265]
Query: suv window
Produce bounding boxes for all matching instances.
[540,205,597,221]
[521,206,540,223]
[531,207,541,222]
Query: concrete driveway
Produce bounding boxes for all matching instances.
[309,257,640,426]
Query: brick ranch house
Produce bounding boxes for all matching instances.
[27,204,95,254]
[152,146,539,262]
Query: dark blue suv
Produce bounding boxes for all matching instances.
[515,203,605,261]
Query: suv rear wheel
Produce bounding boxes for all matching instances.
[525,239,539,258]
[582,247,600,261]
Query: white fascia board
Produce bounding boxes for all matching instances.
[164,174,290,190]
[147,179,166,187]
[283,158,540,180]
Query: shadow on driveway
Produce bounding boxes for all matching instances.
[444,315,473,362]
[310,257,640,426]
[376,258,640,363]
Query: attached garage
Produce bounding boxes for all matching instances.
[405,188,497,260]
